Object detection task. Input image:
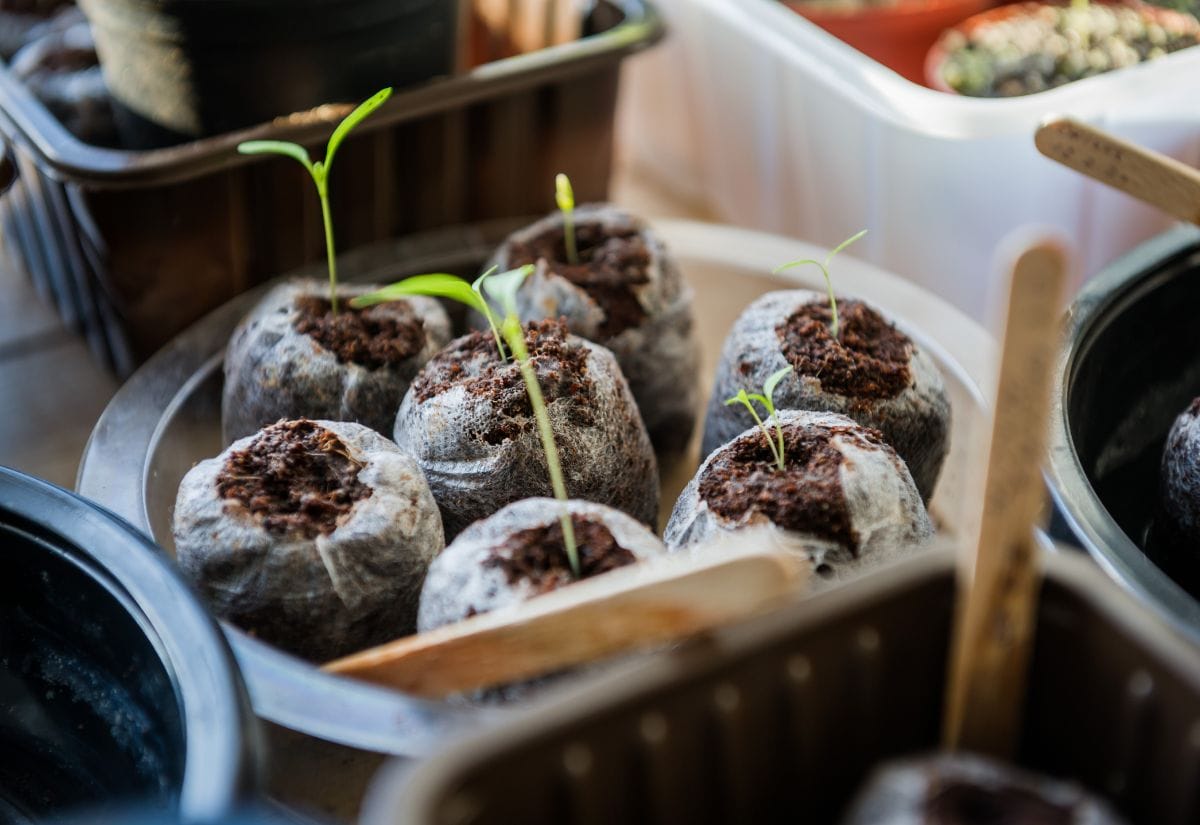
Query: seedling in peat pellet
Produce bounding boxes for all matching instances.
[774,229,867,340]
[725,365,794,471]
[352,267,582,578]
[556,172,579,265]
[238,87,393,315]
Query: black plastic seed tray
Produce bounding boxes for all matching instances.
[0,0,663,376]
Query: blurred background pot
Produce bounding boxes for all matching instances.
[1048,225,1200,644]
[75,0,458,146]
[784,0,993,84]
[926,0,1200,96]
[0,466,260,823]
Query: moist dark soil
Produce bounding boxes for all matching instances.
[485,515,637,596]
[216,419,371,540]
[294,295,426,370]
[925,779,1076,825]
[699,425,890,554]
[506,221,651,338]
[413,319,595,444]
[775,299,912,401]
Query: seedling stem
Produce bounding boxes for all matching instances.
[774,229,868,340]
[556,173,579,266]
[238,87,393,315]
[725,366,794,471]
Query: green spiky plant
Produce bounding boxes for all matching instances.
[556,172,578,265]
[774,229,867,340]
[725,366,794,471]
[352,268,581,577]
[238,87,393,315]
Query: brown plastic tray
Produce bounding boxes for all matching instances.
[362,550,1200,825]
[0,0,663,376]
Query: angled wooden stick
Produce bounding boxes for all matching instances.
[943,240,1069,755]
[326,547,807,698]
[1035,117,1200,226]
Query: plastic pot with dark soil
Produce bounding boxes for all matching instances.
[928,0,1200,97]
[1047,226,1200,641]
[173,418,444,663]
[0,467,258,823]
[75,0,458,145]
[222,279,451,443]
[701,289,950,501]
[668,410,932,581]
[394,319,659,541]
[484,203,700,454]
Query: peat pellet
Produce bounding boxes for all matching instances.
[174,418,444,662]
[1154,398,1200,586]
[484,204,700,453]
[394,319,659,540]
[701,290,950,500]
[222,279,452,444]
[668,410,932,581]
[842,752,1129,824]
[418,497,667,632]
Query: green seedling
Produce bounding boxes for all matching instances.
[556,172,578,265]
[238,87,393,315]
[485,267,580,578]
[774,229,868,340]
[725,366,794,472]
[351,265,582,578]
[352,267,509,361]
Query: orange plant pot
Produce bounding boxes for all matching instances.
[925,0,1200,94]
[783,0,995,84]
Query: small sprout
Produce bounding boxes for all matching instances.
[774,229,868,340]
[484,269,580,577]
[724,366,794,472]
[351,267,512,361]
[238,87,393,315]
[556,172,578,266]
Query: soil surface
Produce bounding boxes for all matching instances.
[925,779,1076,825]
[699,424,888,554]
[775,299,912,401]
[485,515,637,596]
[216,419,371,540]
[293,295,425,370]
[413,319,595,444]
[506,221,651,338]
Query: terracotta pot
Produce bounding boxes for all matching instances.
[783,0,994,84]
[926,0,1200,95]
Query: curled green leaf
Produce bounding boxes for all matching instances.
[325,86,393,172]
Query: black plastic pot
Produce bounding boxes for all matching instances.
[0,466,260,822]
[1048,224,1200,643]
[75,0,458,145]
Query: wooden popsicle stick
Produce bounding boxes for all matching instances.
[943,240,1069,755]
[325,547,807,698]
[1035,117,1200,226]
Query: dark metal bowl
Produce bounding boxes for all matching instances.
[1048,225,1200,643]
[0,467,260,823]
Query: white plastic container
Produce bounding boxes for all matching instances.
[619,0,1200,320]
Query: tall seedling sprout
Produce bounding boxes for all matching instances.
[725,366,794,471]
[351,268,582,577]
[774,229,868,340]
[556,172,578,265]
[238,87,393,315]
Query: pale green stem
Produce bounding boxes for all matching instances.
[563,210,578,266]
[506,325,580,577]
[823,268,839,341]
[770,411,786,472]
[745,403,784,471]
[317,178,339,315]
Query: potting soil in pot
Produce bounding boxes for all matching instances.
[486,204,700,454]
[395,319,659,540]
